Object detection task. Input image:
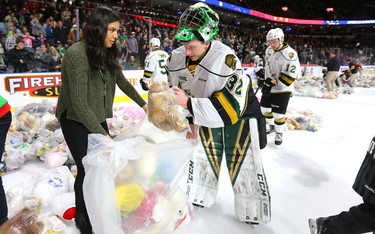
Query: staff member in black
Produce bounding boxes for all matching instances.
[309,136,375,234]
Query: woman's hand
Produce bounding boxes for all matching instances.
[171,86,188,108]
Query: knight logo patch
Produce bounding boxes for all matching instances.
[225,54,237,70]
[289,52,294,59]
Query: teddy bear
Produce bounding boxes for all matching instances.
[15,111,42,136]
[0,208,42,234]
[147,81,189,132]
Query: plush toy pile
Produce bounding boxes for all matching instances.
[285,108,323,132]
[2,102,148,234]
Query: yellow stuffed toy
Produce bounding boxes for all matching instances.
[147,82,189,132]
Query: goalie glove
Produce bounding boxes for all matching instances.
[140,79,149,91]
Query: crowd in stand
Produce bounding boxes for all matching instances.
[0,0,374,74]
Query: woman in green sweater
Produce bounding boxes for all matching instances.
[0,95,11,227]
[55,6,147,233]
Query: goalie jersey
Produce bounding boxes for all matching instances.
[143,50,169,83]
[264,43,300,93]
[166,40,261,128]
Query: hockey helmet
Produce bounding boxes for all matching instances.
[254,55,260,60]
[266,28,284,44]
[175,2,219,42]
[150,37,160,48]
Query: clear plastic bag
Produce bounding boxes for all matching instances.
[82,120,195,234]
[0,208,42,234]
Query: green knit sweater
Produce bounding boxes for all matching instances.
[55,41,146,135]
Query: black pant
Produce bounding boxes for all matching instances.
[59,111,109,233]
[323,199,375,234]
[0,111,12,225]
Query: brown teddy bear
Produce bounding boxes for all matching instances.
[148,82,189,132]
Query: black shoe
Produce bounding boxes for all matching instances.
[266,125,275,134]
[275,132,283,145]
[308,217,326,234]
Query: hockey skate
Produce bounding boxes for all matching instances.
[275,133,283,145]
[266,125,275,134]
[308,217,325,234]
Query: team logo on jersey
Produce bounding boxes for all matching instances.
[225,54,237,70]
[288,52,295,59]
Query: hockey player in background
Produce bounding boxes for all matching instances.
[309,136,375,234]
[139,37,169,91]
[259,28,300,145]
[254,54,265,79]
[167,2,270,225]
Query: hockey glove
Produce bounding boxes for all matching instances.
[261,78,275,97]
[255,68,265,79]
[257,77,265,88]
[140,79,149,91]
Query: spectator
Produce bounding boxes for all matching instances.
[124,55,139,70]
[5,30,17,53]
[55,41,66,56]
[22,31,35,53]
[35,44,52,72]
[126,31,138,61]
[49,46,62,72]
[29,13,45,37]
[7,37,32,73]
[0,43,6,72]
[52,21,68,46]
[67,24,83,45]
[163,39,174,55]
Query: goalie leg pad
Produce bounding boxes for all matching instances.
[186,135,222,207]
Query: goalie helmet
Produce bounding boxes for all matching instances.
[175,2,219,42]
[266,28,284,44]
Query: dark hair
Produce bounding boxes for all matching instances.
[84,6,120,70]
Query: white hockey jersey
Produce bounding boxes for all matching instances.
[167,40,258,128]
[254,57,264,73]
[143,50,169,83]
[264,43,300,93]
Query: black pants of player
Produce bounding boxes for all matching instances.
[322,199,375,234]
[59,111,109,234]
[0,111,12,226]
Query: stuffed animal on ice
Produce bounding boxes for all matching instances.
[15,111,42,136]
[147,81,189,132]
[50,192,76,220]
